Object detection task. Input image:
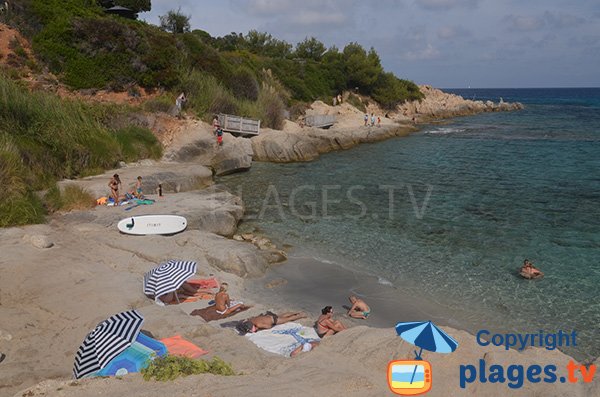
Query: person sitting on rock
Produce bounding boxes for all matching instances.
[215,282,244,315]
[131,176,144,199]
[316,306,346,337]
[347,295,370,319]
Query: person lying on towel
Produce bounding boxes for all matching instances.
[215,283,244,315]
[159,282,214,305]
[236,311,307,335]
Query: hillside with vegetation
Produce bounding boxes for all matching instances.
[0,0,423,227]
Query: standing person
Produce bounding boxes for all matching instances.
[108,174,121,206]
[316,306,346,338]
[216,127,224,146]
[377,116,381,127]
[370,113,375,127]
[212,115,220,136]
[364,113,368,126]
[347,296,370,319]
[175,92,186,117]
[337,94,342,104]
[333,96,337,106]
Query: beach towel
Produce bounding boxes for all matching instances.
[179,291,215,303]
[96,197,108,206]
[190,303,250,322]
[125,198,155,211]
[187,278,219,289]
[160,335,208,359]
[245,322,320,357]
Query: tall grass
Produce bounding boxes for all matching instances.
[0,136,45,226]
[0,74,163,227]
[115,126,163,162]
[44,184,95,213]
[178,69,286,129]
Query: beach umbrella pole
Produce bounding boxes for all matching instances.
[410,347,423,384]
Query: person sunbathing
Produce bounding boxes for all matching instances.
[214,283,244,315]
[347,295,370,319]
[316,306,346,338]
[290,341,319,357]
[158,282,215,304]
[236,311,307,334]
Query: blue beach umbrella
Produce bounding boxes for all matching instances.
[395,321,458,383]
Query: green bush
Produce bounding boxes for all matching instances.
[177,69,232,117]
[228,66,259,101]
[257,86,285,130]
[114,126,163,162]
[28,1,182,90]
[209,91,239,116]
[0,74,164,227]
[44,184,95,212]
[143,96,174,113]
[0,141,45,226]
[13,1,423,110]
[372,73,423,109]
[142,356,235,381]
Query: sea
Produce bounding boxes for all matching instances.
[220,88,600,361]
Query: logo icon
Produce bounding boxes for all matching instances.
[388,321,459,395]
[388,359,432,396]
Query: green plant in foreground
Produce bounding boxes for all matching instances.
[142,355,235,381]
[44,184,95,213]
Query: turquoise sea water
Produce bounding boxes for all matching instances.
[221,88,600,361]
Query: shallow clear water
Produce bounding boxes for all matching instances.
[221,88,600,361]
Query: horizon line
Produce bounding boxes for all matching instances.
[439,86,600,90]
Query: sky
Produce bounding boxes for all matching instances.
[142,0,600,88]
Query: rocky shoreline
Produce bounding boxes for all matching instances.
[142,85,524,173]
[9,88,599,397]
[3,164,598,396]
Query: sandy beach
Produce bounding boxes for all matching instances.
[1,93,597,397]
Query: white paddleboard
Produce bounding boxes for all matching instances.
[117,215,187,235]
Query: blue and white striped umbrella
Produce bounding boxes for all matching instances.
[395,321,458,357]
[73,310,144,379]
[143,260,197,302]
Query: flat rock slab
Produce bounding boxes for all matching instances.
[59,186,243,238]
[58,163,213,199]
